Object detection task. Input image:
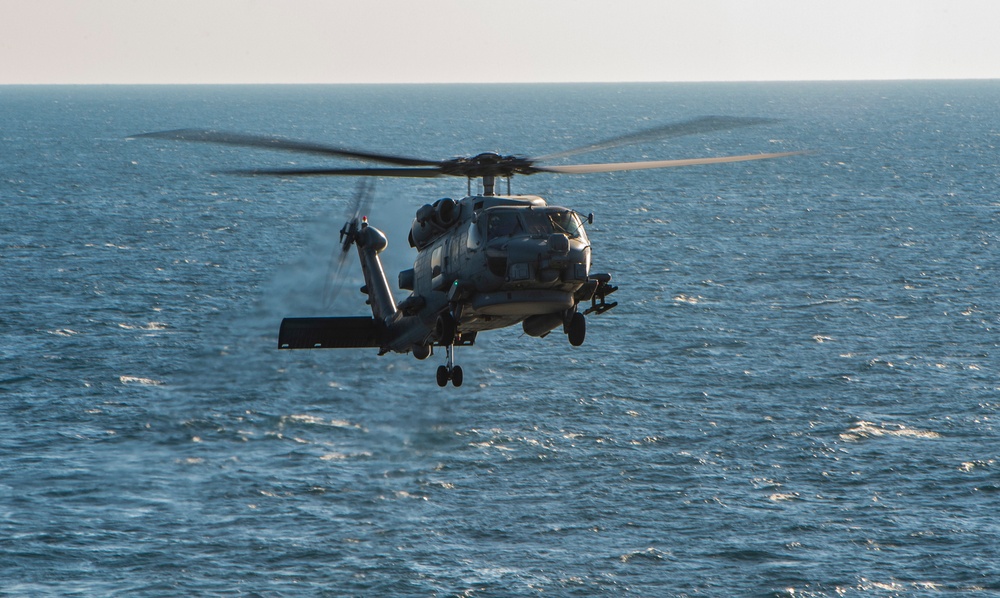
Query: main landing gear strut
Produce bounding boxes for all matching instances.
[435,312,463,387]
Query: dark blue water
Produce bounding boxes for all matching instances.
[2,82,999,596]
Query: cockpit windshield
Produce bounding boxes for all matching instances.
[546,210,587,240]
[486,208,588,242]
[486,210,520,239]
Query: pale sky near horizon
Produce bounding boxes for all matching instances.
[2,0,998,84]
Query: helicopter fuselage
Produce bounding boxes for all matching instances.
[401,194,595,338]
[278,192,618,385]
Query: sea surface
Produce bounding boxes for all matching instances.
[2,81,999,596]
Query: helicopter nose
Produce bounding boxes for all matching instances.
[504,235,571,263]
[500,236,589,284]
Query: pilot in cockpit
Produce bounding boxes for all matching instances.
[487,212,519,239]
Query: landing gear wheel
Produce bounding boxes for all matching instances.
[567,312,586,347]
[434,343,465,388]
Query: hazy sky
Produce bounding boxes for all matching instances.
[2,0,998,84]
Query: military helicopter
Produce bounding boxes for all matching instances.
[135,117,799,387]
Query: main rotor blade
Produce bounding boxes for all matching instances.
[535,151,805,174]
[131,129,441,168]
[534,116,779,162]
[226,167,444,178]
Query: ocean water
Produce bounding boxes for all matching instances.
[1,81,998,596]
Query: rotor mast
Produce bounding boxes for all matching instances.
[482,174,496,196]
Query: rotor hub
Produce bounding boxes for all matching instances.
[439,153,539,179]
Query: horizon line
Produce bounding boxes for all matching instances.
[2,76,999,87]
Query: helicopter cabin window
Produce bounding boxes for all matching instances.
[431,246,444,277]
